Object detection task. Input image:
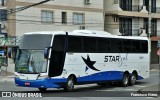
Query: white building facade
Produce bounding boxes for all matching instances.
[1,0,104,36]
[104,0,160,64]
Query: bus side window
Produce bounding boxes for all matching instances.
[132,40,140,53]
[83,37,97,53]
[111,39,122,53]
[140,40,148,53]
[68,36,82,52]
[123,39,132,53]
[98,38,110,53]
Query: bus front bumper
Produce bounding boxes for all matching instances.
[15,78,67,88]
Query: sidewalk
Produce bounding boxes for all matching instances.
[0,70,14,82]
[138,64,160,97]
[151,64,160,70]
[137,84,160,97]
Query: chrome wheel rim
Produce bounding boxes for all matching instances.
[123,75,128,85]
[68,80,74,90]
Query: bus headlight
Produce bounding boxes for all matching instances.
[37,75,48,79]
[14,75,19,79]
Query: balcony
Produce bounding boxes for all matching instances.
[120,5,143,12]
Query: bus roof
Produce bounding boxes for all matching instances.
[23,30,148,40]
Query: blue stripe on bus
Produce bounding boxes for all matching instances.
[15,71,144,88]
[15,78,67,88]
[77,71,144,83]
[77,71,123,83]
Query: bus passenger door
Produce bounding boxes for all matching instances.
[48,35,66,77]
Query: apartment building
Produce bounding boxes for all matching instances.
[104,0,159,64]
[0,0,104,72]
[0,0,104,36]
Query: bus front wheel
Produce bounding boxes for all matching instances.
[64,76,75,92]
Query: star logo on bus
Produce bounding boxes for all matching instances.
[82,55,100,72]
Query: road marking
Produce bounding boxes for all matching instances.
[123,88,135,91]
[134,85,148,88]
[95,88,136,91]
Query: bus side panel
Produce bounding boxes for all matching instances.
[62,53,149,83]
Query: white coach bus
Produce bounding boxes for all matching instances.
[8,30,150,92]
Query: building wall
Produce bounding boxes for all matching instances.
[16,0,104,9]
[104,0,120,11]
[13,0,104,36]
[104,15,120,35]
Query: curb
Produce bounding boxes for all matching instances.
[137,84,160,98]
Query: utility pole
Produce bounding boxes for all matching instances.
[148,0,151,38]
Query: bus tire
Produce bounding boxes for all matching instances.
[64,76,75,92]
[129,73,137,86]
[121,73,129,87]
[38,88,47,92]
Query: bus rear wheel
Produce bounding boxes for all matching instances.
[64,76,75,92]
[38,88,47,92]
[121,73,129,87]
[129,73,137,86]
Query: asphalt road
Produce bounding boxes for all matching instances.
[0,70,159,100]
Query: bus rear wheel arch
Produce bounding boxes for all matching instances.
[64,75,77,92]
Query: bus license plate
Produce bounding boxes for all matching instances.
[25,82,30,86]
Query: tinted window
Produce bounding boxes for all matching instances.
[123,39,132,53]
[132,40,140,53]
[83,37,97,52]
[68,36,82,52]
[111,39,122,53]
[140,40,148,53]
[53,35,65,51]
[98,38,110,52]
[20,34,52,49]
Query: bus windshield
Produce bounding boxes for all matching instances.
[15,49,47,74]
[15,34,52,74]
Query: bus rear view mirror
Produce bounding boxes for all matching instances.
[8,47,18,61]
[8,48,12,58]
[44,48,49,59]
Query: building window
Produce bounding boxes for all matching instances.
[119,17,132,36]
[73,13,84,24]
[0,9,7,21]
[62,12,67,24]
[113,16,118,22]
[41,10,53,23]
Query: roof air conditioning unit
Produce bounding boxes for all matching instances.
[80,26,85,30]
[84,0,91,4]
